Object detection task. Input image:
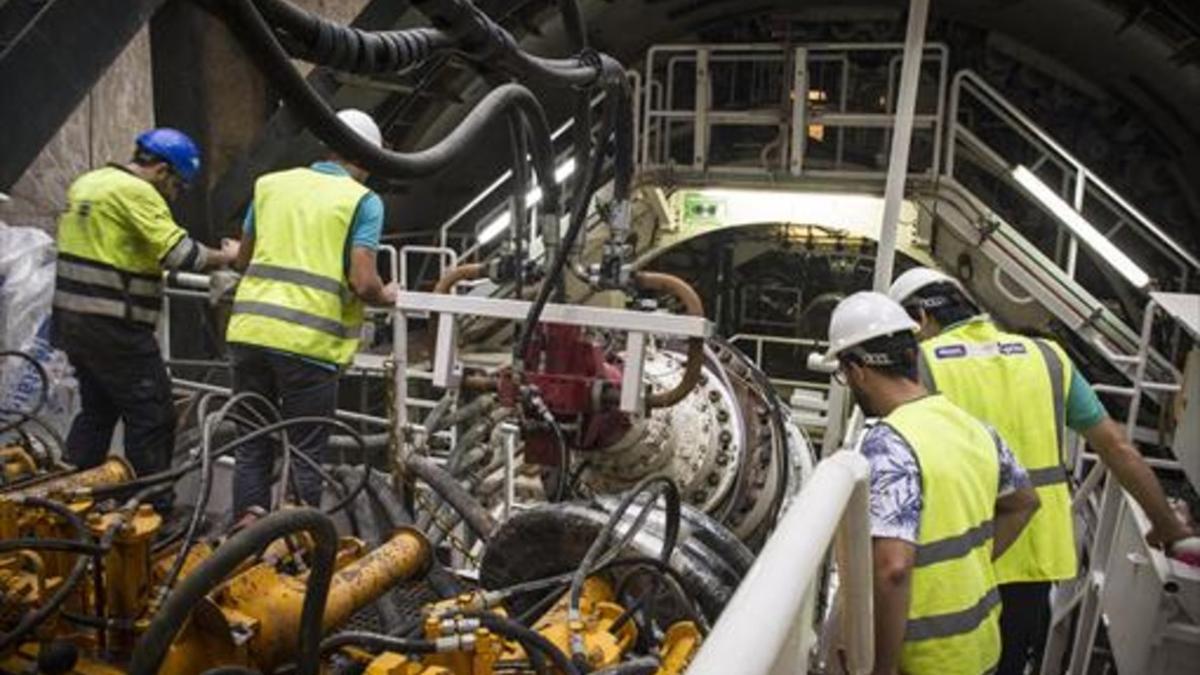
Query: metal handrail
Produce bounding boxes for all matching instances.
[640,42,949,179]
[688,450,873,675]
[947,69,1198,276]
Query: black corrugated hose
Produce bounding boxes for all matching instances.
[129,508,339,675]
[255,0,453,73]
[226,0,560,198]
[404,454,496,540]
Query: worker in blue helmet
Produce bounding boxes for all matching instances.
[52,128,240,515]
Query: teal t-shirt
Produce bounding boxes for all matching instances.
[1066,366,1106,431]
[242,161,383,251]
[241,161,384,371]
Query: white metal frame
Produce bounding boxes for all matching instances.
[1043,292,1194,675]
[688,450,874,675]
[391,290,714,432]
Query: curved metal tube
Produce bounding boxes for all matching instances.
[633,271,705,409]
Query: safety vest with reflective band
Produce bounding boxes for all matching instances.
[53,166,185,328]
[919,317,1074,583]
[226,167,368,365]
[886,394,1002,675]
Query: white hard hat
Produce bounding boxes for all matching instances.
[823,291,918,361]
[888,267,963,305]
[336,109,383,149]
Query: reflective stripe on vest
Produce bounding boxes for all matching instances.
[53,254,163,326]
[921,318,1077,583]
[887,395,1001,675]
[226,167,369,365]
[54,165,175,328]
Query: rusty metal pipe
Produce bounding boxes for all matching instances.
[432,263,486,295]
[425,263,488,364]
[633,272,705,409]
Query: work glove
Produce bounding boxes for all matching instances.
[208,269,241,306]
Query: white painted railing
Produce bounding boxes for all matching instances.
[688,450,874,675]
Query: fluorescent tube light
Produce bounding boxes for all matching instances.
[1012,165,1150,289]
[476,213,511,245]
[476,158,577,245]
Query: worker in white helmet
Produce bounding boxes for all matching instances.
[225,109,398,522]
[889,266,1199,674]
[825,292,1040,675]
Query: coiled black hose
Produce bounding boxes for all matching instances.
[256,0,453,73]
[129,508,339,675]
[226,0,560,197]
[404,454,495,540]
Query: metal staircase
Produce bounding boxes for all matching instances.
[436,43,1196,402]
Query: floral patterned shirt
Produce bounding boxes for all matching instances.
[862,421,1030,543]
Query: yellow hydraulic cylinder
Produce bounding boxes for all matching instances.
[89,505,162,654]
[0,457,134,501]
[211,527,431,671]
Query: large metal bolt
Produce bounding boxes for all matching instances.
[716,408,729,423]
[716,453,731,467]
[719,430,733,447]
[692,490,708,503]
[707,390,720,403]
[706,473,720,487]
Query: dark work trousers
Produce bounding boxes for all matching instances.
[997,581,1052,675]
[57,314,176,512]
[229,344,339,515]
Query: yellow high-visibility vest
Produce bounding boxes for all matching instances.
[887,394,1002,675]
[54,165,186,327]
[226,167,368,365]
[920,317,1075,583]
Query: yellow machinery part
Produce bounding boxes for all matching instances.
[0,446,38,485]
[658,621,702,675]
[0,457,134,501]
[362,577,658,675]
[160,527,431,674]
[86,505,162,655]
[526,577,636,670]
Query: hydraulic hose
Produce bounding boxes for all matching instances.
[255,0,453,73]
[422,392,455,437]
[319,631,437,655]
[226,0,560,193]
[515,95,614,355]
[129,508,339,675]
[0,497,111,654]
[566,477,680,663]
[557,0,588,50]
[463,612,580,675]
[431,393,496,434]
[592,657,661,675]
[404,455,496,540]
[633,272,705,409]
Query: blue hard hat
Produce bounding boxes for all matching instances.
[135,128,201,184]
